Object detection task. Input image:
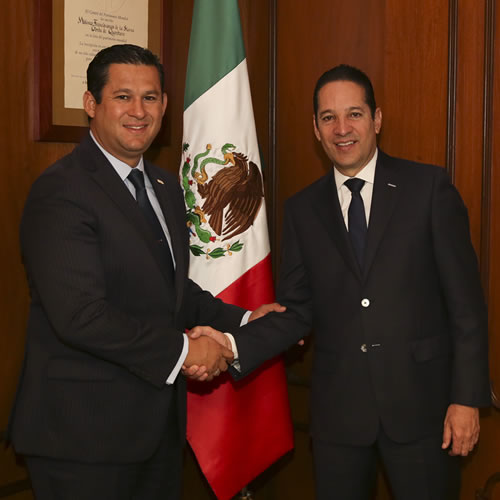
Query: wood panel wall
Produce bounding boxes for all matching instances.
[1,0,499,499]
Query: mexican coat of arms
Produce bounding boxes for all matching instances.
[181,143,264,259]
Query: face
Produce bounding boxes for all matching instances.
[313,80,382,176]
[84,63,167,167]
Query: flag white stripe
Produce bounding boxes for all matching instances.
[183,60,270,295]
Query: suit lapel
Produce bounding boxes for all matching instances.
[145,162,186,311]
[312,171,361,279]
[77,135,176,289]
[363,152,400,279]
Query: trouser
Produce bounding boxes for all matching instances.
[26,396,183,500]
[312,426,460,500]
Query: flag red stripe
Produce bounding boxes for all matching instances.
[217,253,275,308]
[187,255,294,500]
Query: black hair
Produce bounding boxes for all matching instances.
[87,44,164,103]
[313,64,376,119]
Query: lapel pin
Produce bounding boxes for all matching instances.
[157,179,165,185]
[387,183,397,188]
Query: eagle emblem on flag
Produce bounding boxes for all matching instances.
[181,142,264,259]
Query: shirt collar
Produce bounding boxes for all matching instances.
[90,130,144,181]
[334,148,378,191]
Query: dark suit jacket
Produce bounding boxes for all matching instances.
[9,133,244,463]
[232,150,489,446]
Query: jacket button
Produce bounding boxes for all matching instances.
[361,298,370,307]
[360,344,367,353]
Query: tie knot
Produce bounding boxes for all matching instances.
[344,177,365,194]
[128,168,146,190]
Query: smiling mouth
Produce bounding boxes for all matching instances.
[336,140,355,147]
[124,124,148,130]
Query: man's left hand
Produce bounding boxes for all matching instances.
[248,302,286,322]
[442,403,480,456]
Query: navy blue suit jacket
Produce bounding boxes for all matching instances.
[9,133,244,462]
[232,150,489,446]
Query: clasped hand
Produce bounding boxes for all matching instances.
[183,330,234,382]
[182,302,287,381]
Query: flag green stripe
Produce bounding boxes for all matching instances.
[183,0,245,110]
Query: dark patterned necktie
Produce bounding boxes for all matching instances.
[128,168,174,281]
[344,177,367,268]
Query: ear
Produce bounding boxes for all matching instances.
[313,114,321,141]
[83,91,97,119]
[374,108,382,134]
[161,92,168,116]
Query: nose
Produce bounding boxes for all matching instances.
[334,116,352,136]
[128,97,146,119]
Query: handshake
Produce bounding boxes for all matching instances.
[181,302,286,382]
[182,326,233,382]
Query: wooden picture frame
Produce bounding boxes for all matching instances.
[34,0,170,143]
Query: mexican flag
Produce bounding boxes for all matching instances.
[180,1,294,499]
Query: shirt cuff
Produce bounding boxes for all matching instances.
[224,332,241,371]
[240,310,252,326]
[166,333,188,384]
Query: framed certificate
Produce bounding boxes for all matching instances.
[34,0,170,143]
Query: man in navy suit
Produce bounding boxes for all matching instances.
[8,44,278,500]
[194,64,490,499]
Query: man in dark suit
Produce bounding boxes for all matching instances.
[193,64,490,499]
[8,44,278,500]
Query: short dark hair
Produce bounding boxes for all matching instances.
[87,44,165,103]
[313,64,376,119]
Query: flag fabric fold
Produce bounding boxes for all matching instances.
[180,1,294,499]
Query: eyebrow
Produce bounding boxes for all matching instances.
[318,105,364,116]
[112,88,161,95]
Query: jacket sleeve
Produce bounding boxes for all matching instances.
[431,167,490,407]
[21,171,185,389]
[230,199,314,379]
[183,277,246,331]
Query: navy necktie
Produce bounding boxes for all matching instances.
[128,168,174,282]
[344,177,367,268]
